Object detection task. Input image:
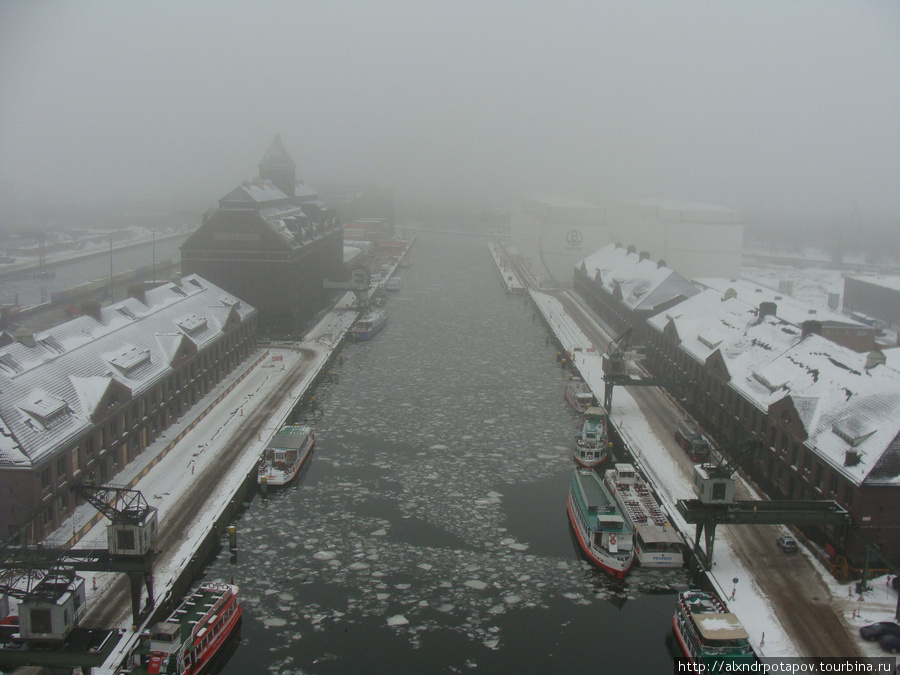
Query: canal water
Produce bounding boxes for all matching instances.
[203,231,687,673]
[0,234,186,309]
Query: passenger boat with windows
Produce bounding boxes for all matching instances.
[603,463,684,568]
[574,406,610,468]
[258,424,315,487]
[564,377,594,414]
[120,582,242,675]
[566,468,634,579]
[349,309,388,341]
[673,589,755,669]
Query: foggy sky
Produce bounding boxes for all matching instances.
[2,0,899,225]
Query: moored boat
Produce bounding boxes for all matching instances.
[120,582,242,675]
[349,309,388,341]
[604,463,684,568]
[258,424,315,487]
[673,589,755,669]
[574,406,610,468]
[566,468,634,579]
[564,377,594,414]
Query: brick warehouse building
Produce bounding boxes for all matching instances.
[573,243,699,344]
[642,289,900,567]
[181,137,344,338]
[0,275,256,540]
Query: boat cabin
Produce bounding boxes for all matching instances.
[148,621,181,654]
[694,612,750,650]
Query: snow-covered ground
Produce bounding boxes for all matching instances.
[530,288,900,658]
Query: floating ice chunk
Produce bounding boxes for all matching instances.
[508,543,529,551]
[313,550,337,561]
[436,604,455,613]
[264,617,288,627]
[387,614,409,626]
[504,595,523,604]
[371,528,388,536]
[488,604,505,614]
[487,491,502,499]
[417,563,433,571]
[483,638,500,649]
[464,579,488,590]
[430,445,448,450]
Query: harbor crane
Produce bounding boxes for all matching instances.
[601,328,683,410]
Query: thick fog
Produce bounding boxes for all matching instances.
[1,0,899,227]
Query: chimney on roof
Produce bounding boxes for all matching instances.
[80,300,102,321]
[844,450,860,467]
[127,284,146,303]
[11,324,35,348]
[639,251,650,262]
[626,245,636,255]
[171,275,182,286]
[866,349,886,370]
[723,288,737,301]
[614,242,623,248]
[758,301,777,320]
[657,259,666,269]
[801,320,822,339]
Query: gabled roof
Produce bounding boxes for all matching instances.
[579,244,698,312]
[219,182,290,208]
[0,275,256,467]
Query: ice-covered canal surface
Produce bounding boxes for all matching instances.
[203,232,687,673]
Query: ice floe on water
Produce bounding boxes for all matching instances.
[203,241,687,670]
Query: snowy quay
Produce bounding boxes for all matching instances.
[527,285,897,659]
[48,292,360,674]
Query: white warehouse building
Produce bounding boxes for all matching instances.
[510,195,743,284]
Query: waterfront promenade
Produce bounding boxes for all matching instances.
[48,292,358,673]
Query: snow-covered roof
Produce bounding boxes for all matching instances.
[219,182,290,206]
[578,244,699,312]
[693,277,866,329]
[647,288,900,486]
[0,275,256,468]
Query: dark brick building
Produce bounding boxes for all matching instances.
[181,138,344,337]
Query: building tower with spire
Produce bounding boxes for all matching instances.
[258,134,296,197]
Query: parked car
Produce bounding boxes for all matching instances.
[859,621,900,641]
[776,535,798,553]
[674,420,710,461]
[880,633,900,654]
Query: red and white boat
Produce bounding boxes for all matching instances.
[573,406,610,469]
[121,582,242,674]
[567,468,634,579]
[258,424,315,487]
[564,377,594,414]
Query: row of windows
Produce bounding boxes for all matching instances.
[32,321,256,536]
[643,328,857,510]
